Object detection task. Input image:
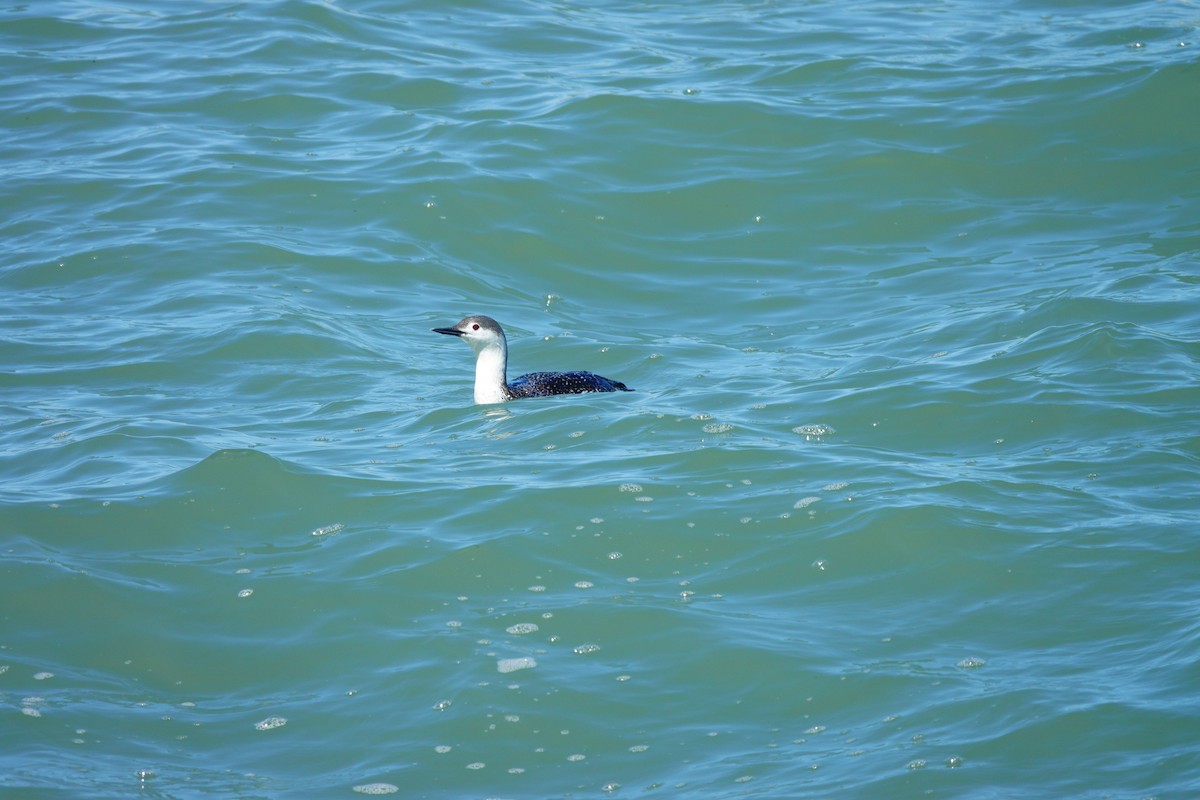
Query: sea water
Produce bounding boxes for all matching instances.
[2,1,1198,797]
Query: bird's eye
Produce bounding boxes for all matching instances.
[472,324,480,330]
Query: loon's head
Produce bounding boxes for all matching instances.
[432,315,508,356]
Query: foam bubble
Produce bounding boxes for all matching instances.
[254,715,287,731]
[573,643,601,655]
[505,623,539,635]
[497,657,537,673]
[353,783,399,794]
[618,483,643,493]
[792,424,835,439]
[311,523,344,537]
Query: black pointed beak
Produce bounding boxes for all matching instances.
[432,326,464,337]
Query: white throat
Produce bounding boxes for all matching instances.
[472,343,510,404]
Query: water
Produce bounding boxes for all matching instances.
[2,1,1198,797]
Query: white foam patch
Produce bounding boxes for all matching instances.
[497,657,537,673]
[353,783,398,794]
[793,423,836,439]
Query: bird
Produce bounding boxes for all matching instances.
[432,315,632,404]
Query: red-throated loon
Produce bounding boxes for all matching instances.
[432,315,632,404]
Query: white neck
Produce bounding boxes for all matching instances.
[472,344,510,404]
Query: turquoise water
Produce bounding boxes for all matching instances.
[3,0,1199,797]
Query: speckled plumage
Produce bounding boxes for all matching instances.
[432,315,632,405]
[508,370,630,398]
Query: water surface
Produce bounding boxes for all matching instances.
[2,1,1198,797]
